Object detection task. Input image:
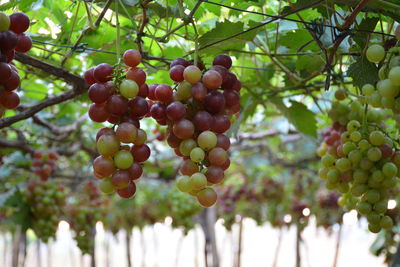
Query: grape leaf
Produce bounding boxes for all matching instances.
[270,98,317,138]
[4,188,32,231]
[198,20,258,53]
[353,17,379,48]
[347,56,379,88]
[148,2,180,18]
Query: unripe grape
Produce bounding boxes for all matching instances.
[120,80,139,99]
[99,178,115,194]
[197,131,217,150]
[97,134,120,156]
[380,215,393,229]
[388,66,400,86]
[197,188,217,207]
[0,12,10,31]
[176,175,191,192]
[366,44,385,63]
[190,147,205,163]
[183,65,202,84]
[114,150,134,169]
[189,172,207,190]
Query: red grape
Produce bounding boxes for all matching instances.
[204,91,225,114]
[123,49,141,67]
[94,63,113,83]
[0,91,19,109]
[88,83,111,104]
[126,68,146,85]
[166,101,186,121]
[213,54,232,69]
[9,12,30,34]
[117,182,136,198]
[155,84,173,103]
[15,33,32,53]
[130,144,151,162]
[190,82,208,100]
[170,65,185,82]
[89,103,110,123]
[173,119,195,139]
[129,96,149,118]
[106,95,128,115]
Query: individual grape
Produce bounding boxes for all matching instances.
[99,178,115,194]
[380,215,393,229]
[179,139,197,156]
[15,33,32,53]
[176,175,191,192]
[389,66,400,86]
[130,144,151,162]
[213,54,232,69]
[180,159,199,176]
[147,83,158,101]
[362,84,375,96]
[197,131,217,150]
[193,111,213,131]
[127,162,142,180]
[377,79,398,98]
[88,83,111,104]
[0,30,18,52]
[223,90,240,108]
[190,147,205,163]
[93,156,115,177]
[189,172,207,190]
[177,81,192,101]
[83,67,96,85]
[204,91,225,114]
[167,132,181,148]
[170,65,185,82]
[120,80,139,99]
[126,68,146,85]
[367,147,382,162]
[202,70,222,90]
[94,63,113,83]
[0,91,19,109]
[123,49,141,67]
[173,119,195,139]
[366,44,385,63]
[170,58,189,68]
[106,95,128,115]
[9,12,30,34]
[155,84,173,103]
[111,170,130,189]
[183,65,202,84]
[96,127,115,141]
[0,62,12,82]
[96,134,120,156]
[0,12,10,31]
[335,89,346,100]
[2,71,20,91]
[208,147,228,166]
[369,131,385,146]
[216,134,230,150]
[138,83,149,98]
[197,188,217,207]
[150,102,166,120]
[205,166,224,184]
[368,223,381,233]
[335,158,351,172]
[166,101,186,121]
[382,162,397,177]
[221,158,230,171]
[231,79,242,92]
[115,122,137,143]
[221,72,237,90]
[89,104,109,122]
[128,96,149,118]
[211,114,231,134]
[117,182,136,198]
[190,82,208,100]
[210,65,228,80]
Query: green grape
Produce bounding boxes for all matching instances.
[371,170,384,182]
[367,147,382,162]
[357,201,372,215]
[380,216,393,229]
[389,66,400,86]
[99,178,115,194]
[120,80,139,98]
[336,158,351,172]
[377,79,398,98]
[366,44,385,63]
[177,81,192,101]
[327,169,340,183]
[190,147,205,163]
[365,189,380,203]
[358,139,370,151]
[176,175,191,192]
[369,131,385,146]
[367,212,381,224]
[321,155,336,168]
[382,162,397,178]
[369,92,382,107]
[179,139,197,156]
[351,184,368,197]
[374,200,388,214]
[347,120,361,132]
[337,183,349,193]
[114,150,134,169]
[319,167,329,180]
[0,12,10,31]
[382,177,397,188]
[350,131,362,142]
[368,223,381,233]
[381,97,395,109]
[353,170,368,184]
[189,172,207,190]
[197,131,217,151]
[348,149,362,163]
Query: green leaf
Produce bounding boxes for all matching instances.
[279,29,318,51]
[148,2,180,18]
[296,54,325,73]
[271,98,317,138]
[347,56,379,88]
[122,0,139,6]
[198,20,258,53]
[4,188,33,231]
[353,17,379,48]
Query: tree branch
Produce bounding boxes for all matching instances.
[0,139,34,154]
[32,114,87,136]
[0,54,88,129]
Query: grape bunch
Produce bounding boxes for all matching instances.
[67,181,107,254]
[0,11,32,117]
[31,151,59,181]
[24,179,66,242]
[147,54,240,207]
[83,49,150,199]
[362,44,400,113]
[318,95,399,233]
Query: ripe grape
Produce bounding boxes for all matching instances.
[197,188,217,207]
[213,54,232,69]
[130,144,150,162]
[15,33,32,53]
[202,70,222,90]
[117,182,136,198]
[204,90,225,114]
[170,65,185,82]
[190,82,208,100]
[166,101,186,121]
[93,156,115,177]
[111,170,130,189]
[94,63,113,82]
[173,119,195,139]
[183,65,202,84]
[9,12,30,34]
[106,95,128,115]
[88,83,111,104]
[0,62,12,82]
[123,49,142,67]
[126,68,146,85]
[155,84,173,103]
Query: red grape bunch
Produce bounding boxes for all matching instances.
[0,11,32,117]
[83,49,150,199]
[24,179,66,242]
[32,151,59,181]
[147,54,241,207]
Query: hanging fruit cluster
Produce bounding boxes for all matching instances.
[318,93,399,233]
[0,11,32,117]
[84,49,150,199]
[147,54,240,207]
[23,179,66,242]
[31,151,59,181]
[67,180,108,254]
